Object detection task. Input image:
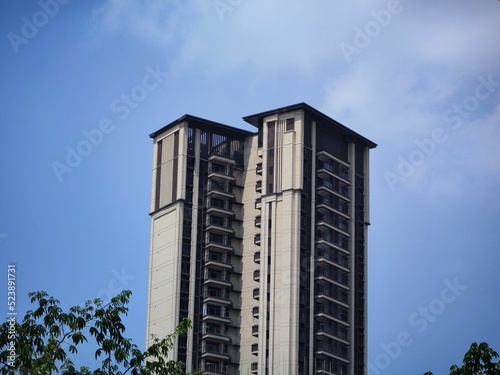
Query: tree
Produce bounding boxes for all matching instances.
[424,342,500,375]
[0,290,202,375]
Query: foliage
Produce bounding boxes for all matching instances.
[424,342,500,375]
[0,290,202,375]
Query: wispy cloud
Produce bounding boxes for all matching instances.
[91,0,183,45]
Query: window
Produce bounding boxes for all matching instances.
[286,117,295,131]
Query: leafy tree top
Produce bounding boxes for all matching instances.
[0,290,201,375]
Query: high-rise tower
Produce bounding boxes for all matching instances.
[146,103,376,375]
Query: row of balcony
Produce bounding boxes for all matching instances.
[202,157,236,375]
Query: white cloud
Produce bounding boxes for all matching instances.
[91,0,184,45]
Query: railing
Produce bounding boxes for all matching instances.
[204,307,229,319]
[318,178,349,198]
[315,304,349,323]
[203,290,230,300]
[203,325,227,336]
[317,212,349,232]
[252,306,259,318]
[316,248,348,268]
[317,160,349,180]
[315,340,348,359]
[315,323,348,340]
[254,234,261,245]
[208,234,231,247]
[315,285,348,304]
[316,232,348,250]
[316,268,348,286]
[210,180,233,194]
[252,324,259,336]
[253,288,259,300]
[208,165,232,176]
[205,252,230,265]
[256,163,262,175]
[253,270,260,281]
[316,196,349,214]
[204,270,230,282]
[204,362,228,374]
[203,344,228,355]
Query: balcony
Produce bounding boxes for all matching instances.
[317,177,350,200]
[316,194,349,215]
[203,324,230,341]
[208,153,236,165]
[253,288,260,300]
[203,289,231,305]
[252,306,259,318]
[255,198,262,210]
[315,304,349,324]
[256,163,263,175]
[251,362,258,373]
[208,180,235,200]
[202,343,230,360]
[204,362,228,375]
[315,340,349,360]
[316,246,349,269]
[316,211,349,234]
[315,284,349,305]
[255,180,262,193]
[315,321,348,341]
[206,233,233,252]
[317,159,350,181]
[204,270,232,287]
[207,198,233,216]
[254,216,261,228]
[253,269,260,282]
[205,252,232,270]
[203,306,231,324]
[316,230,349,251]
[208,164,235,182]
[316,267,349,288]
[254,233,261,246]
[252,324,259,337]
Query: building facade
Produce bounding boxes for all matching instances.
[145,103,376,375]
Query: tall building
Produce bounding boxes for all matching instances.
[145,103,376,375]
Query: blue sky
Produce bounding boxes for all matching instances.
[1,1,499,374]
